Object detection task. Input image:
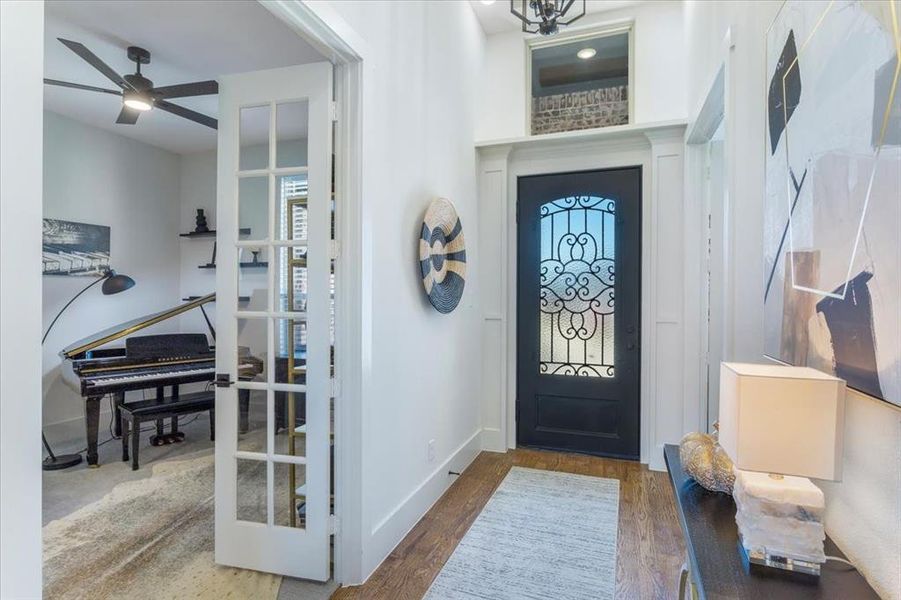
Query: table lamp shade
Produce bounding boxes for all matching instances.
[718,363,845,481]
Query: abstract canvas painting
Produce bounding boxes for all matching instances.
[764,0,900,407]
[42,219,111,276]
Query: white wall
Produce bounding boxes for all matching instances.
[178,149,218,335]
[477,0,687,141]
[684,2,901,597]
[0,2,44,597]
[42,112,182,450]
[314,0,486,582]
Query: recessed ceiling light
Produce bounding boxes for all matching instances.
[480,0,496,5]
[577,48,597,60]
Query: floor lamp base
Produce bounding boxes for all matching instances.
[42,453,83,471]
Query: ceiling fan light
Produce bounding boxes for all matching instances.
[123,90,152,111]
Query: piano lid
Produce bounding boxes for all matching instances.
[60,293,216,359]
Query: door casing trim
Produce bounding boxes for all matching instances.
[258,0,369,585]
[476,121,689,470]
[514,166,643,459]
[507,145,650,459]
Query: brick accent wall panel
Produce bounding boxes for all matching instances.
[531,86,629,135]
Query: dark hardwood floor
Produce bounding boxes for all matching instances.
[332,448,686,599]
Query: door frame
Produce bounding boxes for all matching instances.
[504,138,653,459]
[478,123,688,469]
[258,1,368,585]
[514,166,643,459]
[684,26,735,436]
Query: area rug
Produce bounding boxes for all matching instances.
[424,467,620,600]
[43,453,281,600]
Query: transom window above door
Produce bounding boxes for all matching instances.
[529,26,633,135]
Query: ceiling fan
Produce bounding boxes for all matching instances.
[44,38,218,130]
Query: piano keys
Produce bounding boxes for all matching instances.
[71,333,215,396]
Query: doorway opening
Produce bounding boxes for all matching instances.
[703,120,726,431]
[515,167,641,459]
[686,56,730,435]
[39,1,353,595]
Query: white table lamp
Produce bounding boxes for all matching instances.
[718,362,846,576]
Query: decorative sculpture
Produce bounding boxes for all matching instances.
[419,198,466,314]
[679,428,735,494]
[194,208,209,233]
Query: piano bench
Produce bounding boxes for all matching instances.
[120,391,215,471]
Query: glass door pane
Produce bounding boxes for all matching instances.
[539,196,616,377]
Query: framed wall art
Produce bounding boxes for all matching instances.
[763,0,900,407]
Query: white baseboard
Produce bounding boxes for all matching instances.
[363,429,482,581]
[480,427,505,452]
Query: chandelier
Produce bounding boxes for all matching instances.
[511,0,586,36]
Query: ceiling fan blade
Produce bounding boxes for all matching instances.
[44,78,123,97]
[116,106,141,125]
[152,80,218,99]
[156,100,217,130]
[57,38,132,90]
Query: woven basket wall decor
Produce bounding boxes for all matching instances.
[419,198,466,313]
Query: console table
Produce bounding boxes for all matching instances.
[663,444,878,599]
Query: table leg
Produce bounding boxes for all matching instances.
[113,391,125,437]
[131,417,140,471]
[85,396,101,467]
[155,386,164,437]
[171,385,179,435]
[121,415,129,462]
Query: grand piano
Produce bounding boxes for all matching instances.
[60,293,261,466]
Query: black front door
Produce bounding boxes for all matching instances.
[516,167,641,459]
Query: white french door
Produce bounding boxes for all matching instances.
[214,62,333,580]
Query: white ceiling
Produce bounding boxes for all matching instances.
[44,0,327,154]
[470,0,644,35]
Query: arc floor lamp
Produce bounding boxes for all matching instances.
[42,269,135,471]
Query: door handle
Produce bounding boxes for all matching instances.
[626,342,636,351]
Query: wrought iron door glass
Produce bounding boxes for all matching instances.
[539,195,615,377]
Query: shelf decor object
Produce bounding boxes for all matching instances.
[194,208,209,233]
[718,362,845,576]
[419,198,466,314]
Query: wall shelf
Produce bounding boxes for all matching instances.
[180,228,251,238]
[198,262,268,270]
[183,295,250,303]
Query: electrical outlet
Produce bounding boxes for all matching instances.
[427,439,436,463]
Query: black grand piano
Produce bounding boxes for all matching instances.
[61,294,261,466]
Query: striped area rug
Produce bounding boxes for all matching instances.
[425,467,620,600]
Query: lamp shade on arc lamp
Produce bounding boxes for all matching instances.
[718,362,845,481]
[101,271,136,295]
